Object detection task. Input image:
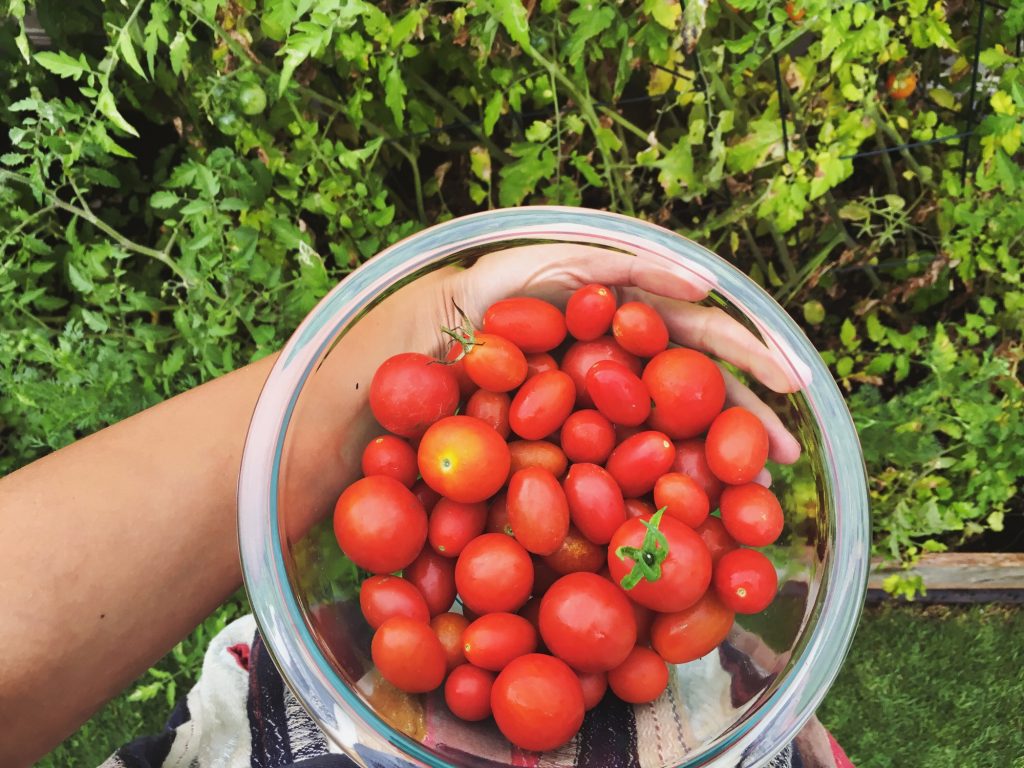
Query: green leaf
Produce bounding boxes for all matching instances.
[725,118,781,174]
[150,191,180,209]
[483,91,504,136]
[524,120,552,143]
[97,88,139,136]
[34,51,90,80]
[67,262,94,293]
[839,202,871,221]
[487,0,531,50]
[169,31,189,76]
[118,31,147,79]
[381,58,407,128]
[566,4,615,63]
[840,318,858,349]
[644,0,681,29]
[571,153,604,187]
[499,143,556,207]
[80,308,109,333]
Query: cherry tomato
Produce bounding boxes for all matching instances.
[713,548,778,614]
[672,439,726,510]
[405,548,457,616]
[371,616,446,693]
[360,575,430,629]
[632,601,654,646]
[455,533,534,614]
[785,0,805,22]
[531,556,562,596]
[607,511,712,613]
[577,671,608,710]
[411,480,442,514]
[563,463,626,545]
[431,612,470,672]
[694,515,739,563]
[654,472,711,528]
[483,297,567,353]
[334,476,427,574]
[507,467,570,555]
[643,349,726,439]
[518,596,543,638]
[508,440,568,478]
[566,284,617,341]
[509,370,575,440]
[624,498,656,519]
[444,342,477,398]
[465,389,511,440]
[585,360,652,427]
[705,407,769,485]
[605,431,676,497]
[459,332,528,393]
[485,492,513,536]
[491,654,584,751]
[542,525,606,574]
[539,572,637,673]
[607,646,669,704]
[463,612,538,671]
[719,483,785,547]
[525,351,559,379]
[361,435,418,488]
[418,416,511,503]
[237,84,268,115]
[612,302,669,358]
[445,664,495,721]
[886,69,917,100]
[560,409,616,464]
[561,337,643,407]
[650,590,735,664]
[428,498,488,557]
[370,353,460,438]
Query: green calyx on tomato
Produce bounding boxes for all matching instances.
[440,302,478,364]
[614,506,671,590]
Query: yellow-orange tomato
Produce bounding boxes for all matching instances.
[418,416,510,503]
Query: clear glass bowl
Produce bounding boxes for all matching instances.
[237,207,869,768]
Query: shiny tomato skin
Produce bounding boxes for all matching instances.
[507,467,570,555]
[585,360,652,427]
[651,591,735,664]
[886,70,917,100]
[719,483,785,546]
[361,435,418,488]
[605,431,676,497]
[431,612,471,672]
[713,548,778,614]
[370,352,461,438]
[462,612,538,671]
[624,498,656,519]
[672,439,726,510]
[643,349,726,439]
[607,646,669,704]
[491,654,585,751]
[359,575,430,629]
[560,409,616,464]
[612,302,670,358]
[485,492,513,536]
[444,664,495,721]
[404,548,457,616]
[539,572,637,673]
[566,284,617,341]
[371,616,447,693]
[563,463,626,545]
[444,343,477,398]
[462,333,528,393]
[334,476,428,574]
[428,498,488,558]
[509,370,576,440]
[542,526,606,574]
[654,472,711,528]
[465,389,511,440]
[562,337,643,407]
[577,671,608,710]
[483,297,567,354]
[705,407,770,485]
[455,533,534,614]
[694,515,739,563]
[418,416,511,503]
[508,440,568,478]
[411,479,442,513]
[525,352,559,379]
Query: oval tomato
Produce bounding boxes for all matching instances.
[672,439,726,510]
[465,389,511,440]
[509,370,575,440]
[719,482,784,546]
[418,416,511,503]
[371,616,446,693]
[542,526,606,574]
[404,548,457,616]
[561,337,642,407]
[612,302,669,358]
[431,611,470,672]
[455,533,534,614]
[705,407,769,485]
[491,654,584,752]
[485,492,513,536]
[334,476,427,573]
[359,575,430,629]
[605,431,676,497]
[463,612,538,671]
[607,646,669,704]
[585,360,652,426]
[563,463,626,545]
[508,440,568,478]
[370,352,460,438]
[460,332,528,393]
[507,467,570,555]
[577,671,608,711]
[566,284,617,341]
[428,498,488,558]
[483,297,567,353]
[643,349,726,439]
[694,515,738,563]
[624,498,656,519]
[560,409,616,464]
[713,548,778,614]
[361,435,418,488]
[445,664,495,721]
[654,472,711,528]
[525,351,558,379]
[650,591,735,664]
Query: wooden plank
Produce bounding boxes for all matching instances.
[869,552,1024,592]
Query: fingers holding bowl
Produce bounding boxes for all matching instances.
[719,366,802,466]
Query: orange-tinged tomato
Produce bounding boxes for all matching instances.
[483,297,567,353]
[542,525,606,574]
[461,332,528,393]
[507,467,570,555]
[465,389,511,440]
[418,416,511,503]
[431,612,471,672]
[508,440,568,478]
[886,69,917,100]
[650,591,735,664]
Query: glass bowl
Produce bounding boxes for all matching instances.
[237,207,869,768]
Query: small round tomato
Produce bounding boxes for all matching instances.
[483,297,567,353]
[785,0,805,22]
[605,431,676,497]
[459,332,528,393]
[370,352,460,438]
[334,476,427,574]
[361,435,418,488]
[360,575,430,629]
[525,352,558,379]
[563,463,626,545]
[577,671,608,710]
[561,337,643,407]
[465,389,511,440]
[713,548,778,614]
[650,590,735,664]
[463,612,538,671]
[654,472,711,528]
[507,467,570,555]
[371,616,446,693]
[585,360,652,427]
[491,654,584,752]
[428,498,488,557]
[431,612,470,672]
[694,515,739,563]
[237,84,268,115]
[445,664,495,721]
[886,69,917,100]
[542,526,606,574]
[719,482,785,546]
[539,572,637,673]
[508,440,568,478]
[404,548,457,616]
[607,646,669,704]
[611,302,669,358]
[705,407,769,485]
[444,342,477,398]
[411,479,442,513]
[643,349,726,439]
[509,370,575,440]
[624,498,656,519]
[566,284,617,341]
[485,492,513,536]
[672,439,726,510]
[455,533,534,614]
[418,416,511,503]
[560,409,616,464]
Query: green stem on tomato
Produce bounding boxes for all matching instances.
[615,507,671,591]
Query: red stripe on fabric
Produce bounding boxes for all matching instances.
[828,732,855,768]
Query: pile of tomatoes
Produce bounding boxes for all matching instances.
[333,286,787,752]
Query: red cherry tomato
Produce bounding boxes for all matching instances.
[431,612,470,672]
[624,498,656,519]
[607,646,669,704]
[611,302,669,358]
[561,337,642,407]
[650,590,735,663]
[371,616,446,693]
[361,435,418,488]
[445,664,495,721]
[786,1,805,23]
[632,601,654,646]
[539,572,637,673]
[411,479,442,513]
[405,548,457,616]
[459,332,528,393]
[563,463,626,545]
[672,439,725,510]
[605,431,676,497]
[418,416,511,503]
[465,389,511,440]
[483,297,567,353]
[531,556,562,596]
[577,671,608,710]
[560,409,616,464]
[886,69,917,100]
[485,492,513,536]
[491,654,584,751]
[444,343,477,398]
[370,352,460,438]
[455,533,534,614]
[643,349,726,439]
[509,370,575,440]
[713,548,778,614]
[334,476,427,574]
[705,407,769,485]
[654,472,711,528]
[585,360,652,427]
[542,525,606,574]
[508,440,568,478]
[719,482,785,546]
[507,467,570,555]
[428,498,488,558]
[525,352,558,379]
[359,575,430,629]
[518,596,543,637]
[694,515,739,563]
[566,284,617,341]
[462,612,538,671]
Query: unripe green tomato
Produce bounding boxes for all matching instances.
[237,85,268,116]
